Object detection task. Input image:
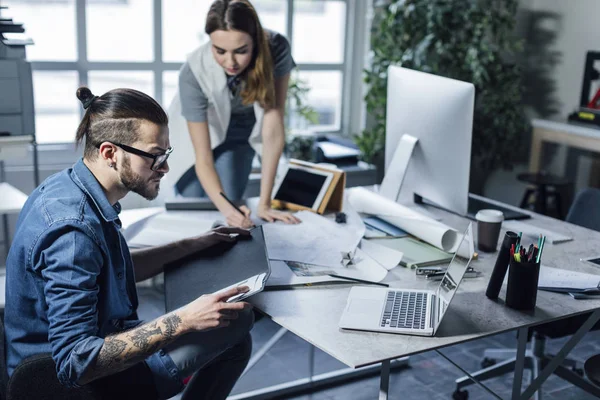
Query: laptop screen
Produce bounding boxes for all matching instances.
[435,223,475,327]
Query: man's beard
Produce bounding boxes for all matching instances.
[119,156,163,200]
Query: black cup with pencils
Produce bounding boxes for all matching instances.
[506,233,546,310]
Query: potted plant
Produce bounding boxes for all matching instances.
[358,0,531,193]
[285,72,320,161]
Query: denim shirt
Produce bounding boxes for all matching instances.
[4,159,177,388]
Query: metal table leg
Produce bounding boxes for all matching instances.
[512,327,529,399]
[519,309,600,400]
[379,360,390,400]
[241,327,288,378]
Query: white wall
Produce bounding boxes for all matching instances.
[529,0,600,118]
[485,0,600,207]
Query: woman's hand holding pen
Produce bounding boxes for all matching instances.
[257,203,301,224]
[225,205,254,228]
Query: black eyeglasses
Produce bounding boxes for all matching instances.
[96,142,173,171]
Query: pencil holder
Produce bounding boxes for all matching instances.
[506,258,541,310]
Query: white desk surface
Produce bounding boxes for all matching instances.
[532,118,600,139]
[137,196,600,370]
[248,200,600,369]
[0,182,28,214]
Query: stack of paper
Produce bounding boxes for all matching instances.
[363,216,408,238]
[538,266,600,293]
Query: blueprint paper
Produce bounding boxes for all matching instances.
[263,210,363,269]
[347,187,464,254]
[360,239,403,270]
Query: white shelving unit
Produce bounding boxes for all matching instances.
[1,136,33,309]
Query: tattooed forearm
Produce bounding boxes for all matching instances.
[129,322,162,351]
[164,314,182,340]
[79,311,186,385]
[95,337,127,369]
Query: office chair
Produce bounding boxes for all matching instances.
[0,315,158,400]
[453,188,600,400]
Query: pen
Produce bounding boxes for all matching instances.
[536,235,546,263]
[220,191,246,217]
[328,274,389,288]
[516,232,523,252]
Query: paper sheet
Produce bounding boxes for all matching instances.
[265,248,388,287]
[263,210,364,269]
[503,220,573,245]
[360,239,403,270]
[347,187,464,254]
[538,266,600,292]
[125,211,217,248]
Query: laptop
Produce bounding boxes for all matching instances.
[339,223,475,336]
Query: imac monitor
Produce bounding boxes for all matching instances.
[384,66,475,216]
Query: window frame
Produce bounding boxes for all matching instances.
[24,0,367,161]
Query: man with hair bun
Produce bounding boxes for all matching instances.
[4,86,254,399]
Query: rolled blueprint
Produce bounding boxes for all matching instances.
[347,187,462,254]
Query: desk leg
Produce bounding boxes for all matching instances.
[512,327,529,399]
[519,309,600,400]
[529,128,543,174]
[241,327,287,377]
[379,360,390,400]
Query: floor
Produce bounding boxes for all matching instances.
[137,286,600,400]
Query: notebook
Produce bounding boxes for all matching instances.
[164,225,271,311]
[370,236,453,268]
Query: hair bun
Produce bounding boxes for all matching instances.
[76,86,98,110]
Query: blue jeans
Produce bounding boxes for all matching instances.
[152,308,254,399]
[176,116,256,201]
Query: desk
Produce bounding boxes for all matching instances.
[154,197,600,400]
[529,119,600,176]
[249,199,600,399]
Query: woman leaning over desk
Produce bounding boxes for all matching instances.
[169,0,301,228]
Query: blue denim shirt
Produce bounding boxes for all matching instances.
[4,159,179,390]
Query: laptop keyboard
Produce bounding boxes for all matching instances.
[381,291,428,329]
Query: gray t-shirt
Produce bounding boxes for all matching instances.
[179,30,296,123]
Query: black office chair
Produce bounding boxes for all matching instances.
[453,188,600,400]
[0,314,102,400]
[0,314,158,400]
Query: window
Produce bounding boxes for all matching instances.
[4,0,354,144]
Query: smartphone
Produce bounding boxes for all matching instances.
[581,257,600,267]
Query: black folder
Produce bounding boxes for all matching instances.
[164,225,270,312]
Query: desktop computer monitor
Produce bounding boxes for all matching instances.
[382,66,475,216]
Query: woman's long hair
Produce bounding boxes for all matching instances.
[206,0,275,109]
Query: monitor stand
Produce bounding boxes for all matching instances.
[379,134,418,201]
[414,193,531,220]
